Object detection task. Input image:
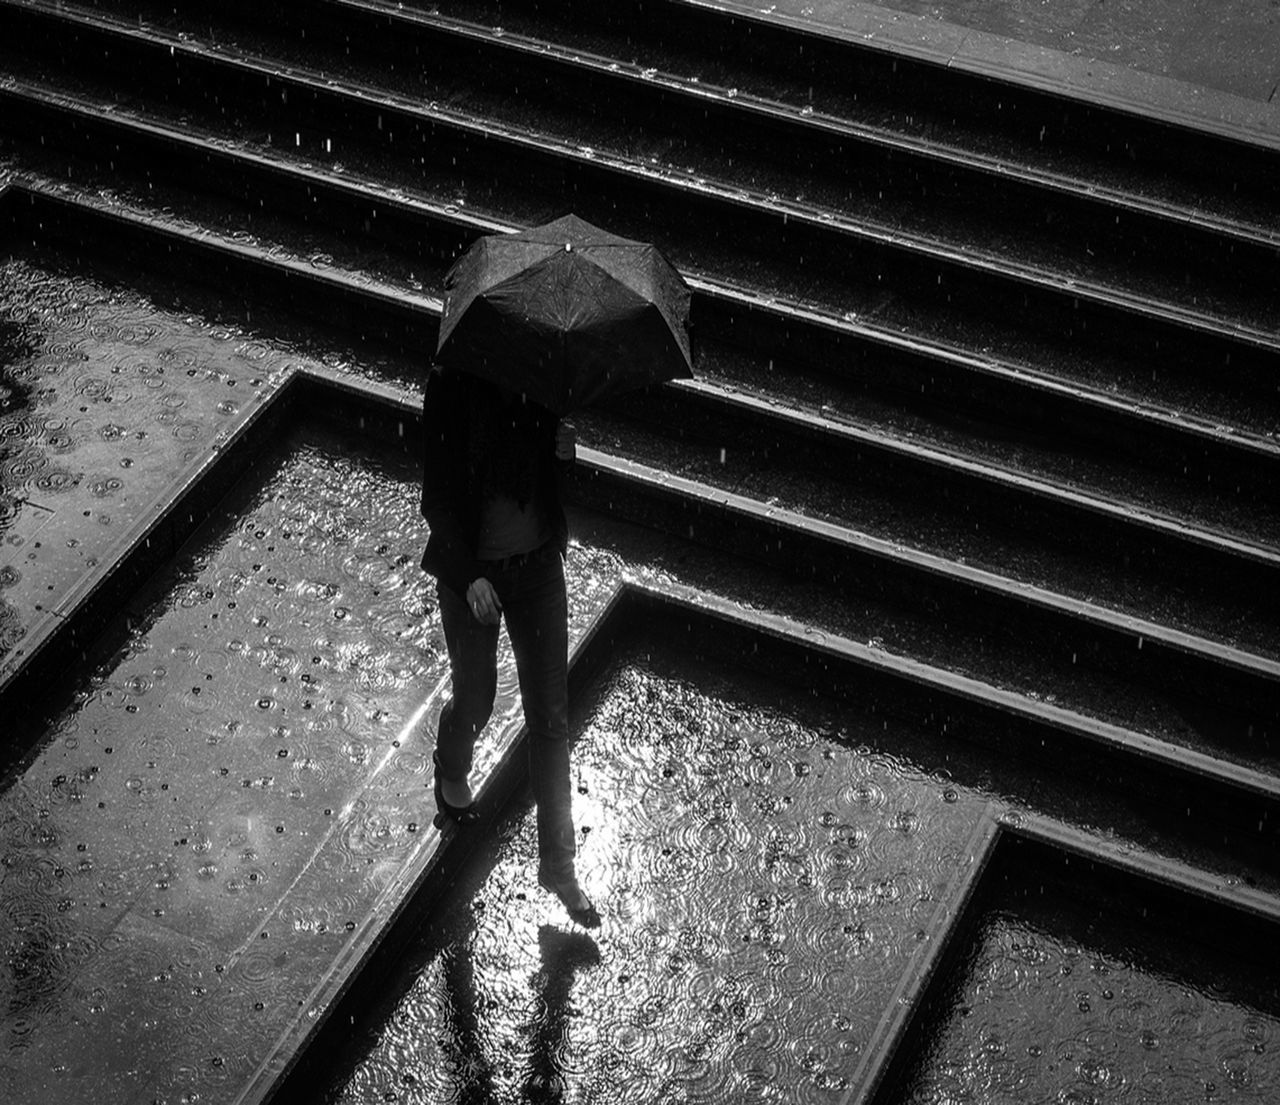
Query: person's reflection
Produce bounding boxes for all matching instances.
[522,924,601,1103]
[440,935,501,1105]
[440,923,600,1104]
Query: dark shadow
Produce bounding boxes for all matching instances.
[521,924,601,1104]
[428,920,601,1105]
[439,940,502,1105]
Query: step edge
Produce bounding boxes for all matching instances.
[8,1,1277,349]
[12,172,1276,572]
[6,79,1275,465]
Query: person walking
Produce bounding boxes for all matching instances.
[420,363,599,929]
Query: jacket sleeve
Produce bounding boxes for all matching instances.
[420,369,484,595]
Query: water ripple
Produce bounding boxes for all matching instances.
[327,650,989,1104]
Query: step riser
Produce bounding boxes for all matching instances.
[6,86,1278,509]
[570,462,1280,728]
[8,4,1279,385]
[175,0,1280,200]
[0,89,475,284]
[680,298,1280,504]
[126,0,1280,290]
[4,187,439,353]
[609,388,1280,603]
[10,179,1276,629]
[453,0,1280,193]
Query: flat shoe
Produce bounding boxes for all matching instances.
[538,871,601,929]
[432,752,480,828]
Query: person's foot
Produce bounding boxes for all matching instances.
[431,752,479,827]
[538,869,601,929]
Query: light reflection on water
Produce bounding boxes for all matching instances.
[321,645,988,1104]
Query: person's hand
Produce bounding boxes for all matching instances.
[555,420,576,462]
[466,577,502,625]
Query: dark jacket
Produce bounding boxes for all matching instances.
[420,367,570,595]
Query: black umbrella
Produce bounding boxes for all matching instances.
[434,214,692,414]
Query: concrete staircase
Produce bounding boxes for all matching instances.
[1,0,1278,1100]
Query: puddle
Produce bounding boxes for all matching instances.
[0,254,295,654]
[304,639,989,1104]
[891,844,1280,1103]
[0,410,617,1103]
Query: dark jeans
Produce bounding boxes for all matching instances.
[435,543,575,879]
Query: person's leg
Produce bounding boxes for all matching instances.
[501,553,576,882]
[436,580,500,790]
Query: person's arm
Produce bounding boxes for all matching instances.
[420,368,485,596]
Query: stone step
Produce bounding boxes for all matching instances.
[5,183,1276,788]
[3,78,1277,531]
[571,448,1280,798]
[4,0,1278,439]
[8,175,1278,666]
[581,384,1280,656]
[409,0,1280,225]
[76,0,1280,321]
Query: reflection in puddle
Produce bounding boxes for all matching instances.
[318,645,988,1104]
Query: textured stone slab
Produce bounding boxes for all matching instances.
[673,0,1280,145]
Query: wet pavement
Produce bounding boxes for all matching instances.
[894,843,1280,1102]
[0,251,291,662]
[302,642,993,1104]
[1,418,445,1103]
[1,247,1275,1103]
[699,0,1280,135]
[859,0,1280,104]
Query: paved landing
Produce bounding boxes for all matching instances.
[683,0,1280,144]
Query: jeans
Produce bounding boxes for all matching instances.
[435,543,575,879]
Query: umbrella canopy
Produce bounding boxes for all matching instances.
[435,214,692,414]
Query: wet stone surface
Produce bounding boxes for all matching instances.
[894,856,1280,1104]
[306,641,989,1104]
[0,252,293,659]
[0,416,621,1104]
[0,421,429,1101]
[867,0,1280,103]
